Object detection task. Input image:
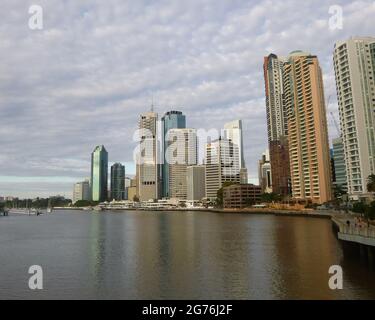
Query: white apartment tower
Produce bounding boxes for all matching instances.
[333,37,375,199]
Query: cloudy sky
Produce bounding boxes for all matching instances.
[0,0,373,198]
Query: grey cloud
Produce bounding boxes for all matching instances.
[0,0,373,197]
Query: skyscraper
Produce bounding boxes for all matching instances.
[263,53,291,196]
[283,51,332,204]
[205,137,241,200]
[333,37,375,199]
[91,145,108,202]
[136,111,160,201]
[223,120,248,183]
[264,54,288,141]
[258,150,272,193]
[165,128,197,199]
[111,163,125,201]
[161,111,186,198]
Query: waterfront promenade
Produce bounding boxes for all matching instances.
[332,216,375,247]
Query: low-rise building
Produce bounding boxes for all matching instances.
[223,184,262,209]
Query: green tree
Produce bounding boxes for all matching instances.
[365,201,375,221]
[216,182,237,208]
[260,193,282,203]
[352,202,367,214]
[74,200,99,207]
[245,198,255,207]
[367,174,375,192]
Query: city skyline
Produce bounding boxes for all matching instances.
[0,1,374,198]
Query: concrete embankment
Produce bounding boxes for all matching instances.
[212,208,333,219]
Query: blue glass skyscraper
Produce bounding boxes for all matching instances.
[91,145,108,202]
[161,111,186,198]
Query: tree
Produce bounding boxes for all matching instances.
[74,200,99,207]
[245,198,255,207]
[216,182,237,208]
[133,195,140,202]
[260,193,282,203]
[367,174,375,192]
[334,184,347,199]
[352,202,367,214]
[365,201,375,221]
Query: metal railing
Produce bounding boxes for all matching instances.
[334,217,375,239]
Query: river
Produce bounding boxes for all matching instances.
[0,210,374,299]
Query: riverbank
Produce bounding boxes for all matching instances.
[54,206,335,219]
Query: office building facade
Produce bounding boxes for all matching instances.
[165,128,197,199]
[205,138,241,200]
[187,165,206,201]
[136,112,161,201]
[258,150,272,193]
[111,163,125,200]
[161,111,186,198]
[224,120,248,183]
[73,179,91,204]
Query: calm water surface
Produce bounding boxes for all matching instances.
[0,210,374,299]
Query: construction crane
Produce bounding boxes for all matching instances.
[330,112,340,137]
[326,95,341,137]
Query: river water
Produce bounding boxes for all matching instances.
[0,210,374,299]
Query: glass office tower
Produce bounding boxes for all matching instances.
[91,145,108,202]
[161,111,186,198]
[111,163,125,201]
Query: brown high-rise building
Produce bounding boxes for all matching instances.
[263,53,290,196]
[269,137,291,196]
[283,51,332,204]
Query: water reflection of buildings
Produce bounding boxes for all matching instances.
[87,212,375,299]
[273,217,346,299]
[89,213,106,292]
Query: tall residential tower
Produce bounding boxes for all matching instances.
[283,51,332,204]
[263,54,291,196]
[333,37,375,199]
